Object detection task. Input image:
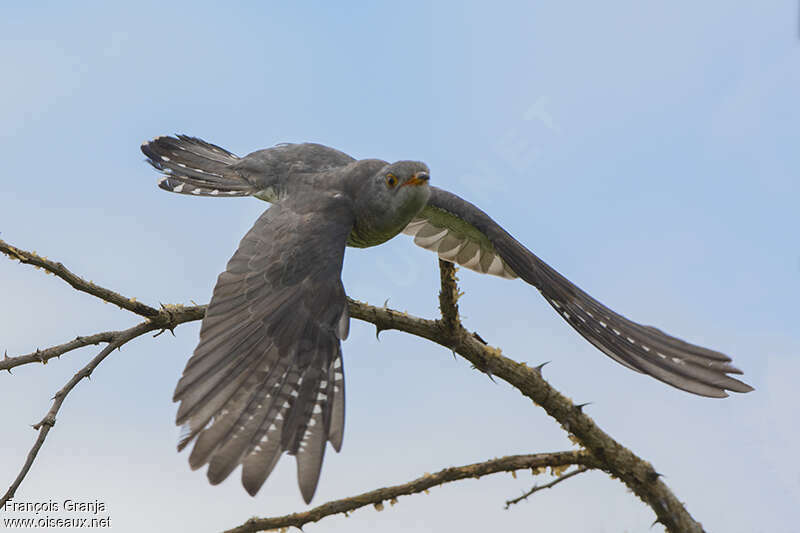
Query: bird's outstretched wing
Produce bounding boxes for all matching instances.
[174,193,353,503]
[403,187,753,398]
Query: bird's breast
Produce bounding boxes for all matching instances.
[346,222,401,248]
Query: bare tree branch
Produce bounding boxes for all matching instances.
[0,303,206,373]
[1,323,145,507]
[438,258,461,331]
[348,261,705,533]
[504,466,591,509]
[0,238,160,318]
[2,237,705,532]
[1,331,115,372]
[0,306,204,507]
[224,452,598,533]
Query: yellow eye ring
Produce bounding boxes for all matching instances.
[385,174,398,188]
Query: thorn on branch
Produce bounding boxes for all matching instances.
[470,363,497,384]
[533,361,550,375]
[153,326,176,338]
[33,415,56,431]
[472,332,487,344]
[574,402,592,413]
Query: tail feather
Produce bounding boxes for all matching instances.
[142,135,256,197]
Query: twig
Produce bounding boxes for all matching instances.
[1,331,116,372]
[0,304,207,506]
[0,238,159,318]
[1,323,145,507]
[504,466,591,509]
[224,452,597,533]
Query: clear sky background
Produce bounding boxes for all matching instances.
[1,2,797,532]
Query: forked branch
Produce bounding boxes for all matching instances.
[1,238,704,532]
[225,452,598,533]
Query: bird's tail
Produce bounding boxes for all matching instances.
[141,135,256,197]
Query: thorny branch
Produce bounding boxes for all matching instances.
[224,452,598,533]
[0,239,160,318]
[2,323,144,507]
[504,466,592,509]
[2,331,116,372]
[2,238,705,532]
[351,262,705,533]
[0,309,204,508]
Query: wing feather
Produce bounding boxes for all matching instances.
[174,193,354,502]
[404,187,753,398]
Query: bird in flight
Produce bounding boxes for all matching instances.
[141,135,752,503]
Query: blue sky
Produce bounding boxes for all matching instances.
[1,2,797,531]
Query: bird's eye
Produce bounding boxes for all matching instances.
[385,174,398,188]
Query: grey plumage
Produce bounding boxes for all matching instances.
[174,198,350,502]
[141,134,752,502]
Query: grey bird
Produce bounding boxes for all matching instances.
[141,135,753,503]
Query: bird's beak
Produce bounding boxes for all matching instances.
[403,172,430,188]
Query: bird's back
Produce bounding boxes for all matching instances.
[234,143,357,202]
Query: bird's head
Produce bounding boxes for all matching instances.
[353,160,431,244]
